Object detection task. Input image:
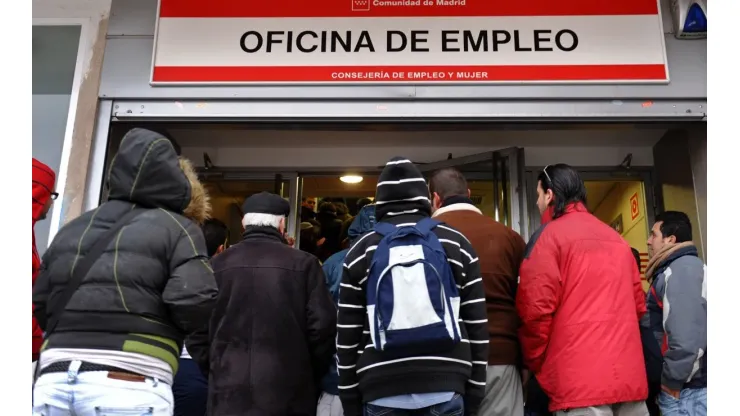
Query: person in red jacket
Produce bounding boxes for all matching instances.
[32,158,57,365]
[517,164,648,416]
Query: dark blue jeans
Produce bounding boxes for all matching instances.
[172,358,208,416]
[364,394,464,416]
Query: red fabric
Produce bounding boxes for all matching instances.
[649,286,669,356]
[517,202,647,412]
[32,158,56,360]
[540,205,555,225]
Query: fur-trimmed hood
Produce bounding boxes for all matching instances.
[179,157,211,224]
[107,128,211,224]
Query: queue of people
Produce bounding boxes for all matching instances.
[31,131,707,416]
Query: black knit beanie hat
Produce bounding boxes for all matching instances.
[374,156,432,220]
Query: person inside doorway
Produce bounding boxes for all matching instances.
[302,197,317,222]
[300,219,324,258]
[317,202,376,416]
[643,211,706,416]
[429,167,527,416]
[32,158,57,372]
[316,201,343,262]
[517,163,649,416]
[174,218,229,416]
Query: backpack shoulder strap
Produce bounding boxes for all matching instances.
[415,217,441,236]
[45,205,145,335]
[374,222,396,237]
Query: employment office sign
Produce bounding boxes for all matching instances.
[151,0,669,85]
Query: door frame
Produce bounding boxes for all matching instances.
[417,149,528,237]
[525,166,660,238]
[196,169,300,240]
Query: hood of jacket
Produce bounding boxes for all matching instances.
[107,128,211,224]
[347,204,376,242]
[33,158,56,224]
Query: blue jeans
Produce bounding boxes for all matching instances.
[364,393,464,416]
[32,361,173,415]
[173,358,208,416]
[658,388,707,416]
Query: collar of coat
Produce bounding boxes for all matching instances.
[242,225,287,244]
[432,203,482,218]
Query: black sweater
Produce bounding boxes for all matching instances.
[336,213,489,416]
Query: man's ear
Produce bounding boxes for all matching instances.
[432,192,441,208]
[467,189,471,198]
[216,244,225,255]
[666,235,678,245]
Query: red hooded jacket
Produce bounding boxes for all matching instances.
[32,158,56,360]
[517,203,647,412]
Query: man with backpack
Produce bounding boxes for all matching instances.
[643,212,706,416]
[337,156,489,416]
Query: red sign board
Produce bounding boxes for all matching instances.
[630,193,640,220]
[151,0,669,84]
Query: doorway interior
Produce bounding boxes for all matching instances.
[93,121,670,271]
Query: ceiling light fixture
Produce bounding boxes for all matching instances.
[340,175,363,184]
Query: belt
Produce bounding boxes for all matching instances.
[39,361,144,379]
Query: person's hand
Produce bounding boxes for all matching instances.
[661,385,681,399]
[285,235,295,246]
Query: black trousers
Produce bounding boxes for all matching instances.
[173,358,208,416]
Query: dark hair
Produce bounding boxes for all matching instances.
[429,168,468,200]
[655,211,692,242]
[202,218,229,258]
[335,202,349,217]
[631,247,641,270]
[319,201,337,214]
[537,164,587,219]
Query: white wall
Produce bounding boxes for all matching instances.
[32,23,81,253]
[32,95,72,254]
[33,0,113,243]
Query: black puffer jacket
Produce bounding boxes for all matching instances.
[32,128,218,374]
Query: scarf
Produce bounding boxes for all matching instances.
[645,241,695,280]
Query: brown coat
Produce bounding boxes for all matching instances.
[434,203,525,366]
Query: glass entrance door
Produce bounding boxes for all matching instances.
[418,148,528,238]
